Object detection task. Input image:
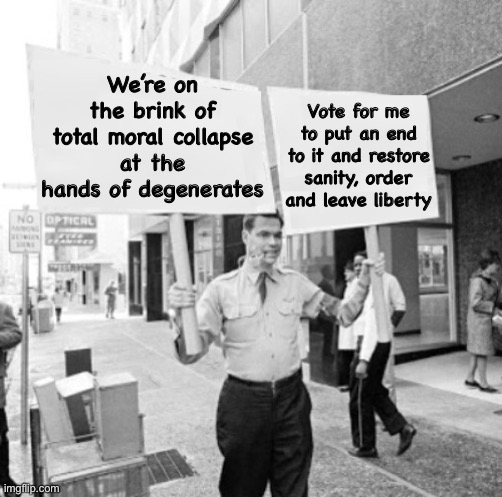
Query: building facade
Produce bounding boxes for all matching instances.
[54,0,129,310]
[126,0,502,383]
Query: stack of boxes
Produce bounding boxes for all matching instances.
[32,348,149,497]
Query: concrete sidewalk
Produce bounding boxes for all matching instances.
[5,314,502,496]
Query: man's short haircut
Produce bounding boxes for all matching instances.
[478,249,501,269]
[344,260,355,271]
[354,250,367,259]
[242,212,284,232]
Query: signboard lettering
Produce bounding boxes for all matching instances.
[9,210,42,253]
[45,213,97,229]
[45,232,97,247]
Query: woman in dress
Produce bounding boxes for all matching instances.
[465,249,501,393]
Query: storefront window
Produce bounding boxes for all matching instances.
[404,172,456,349]
[418,230,448,291]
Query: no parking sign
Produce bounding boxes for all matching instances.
[9,209,42,253]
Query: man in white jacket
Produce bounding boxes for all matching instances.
[352,253,406,402]
[348,253,414,459]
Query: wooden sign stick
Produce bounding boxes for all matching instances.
[169,213,203,355]
[364,225,391,343]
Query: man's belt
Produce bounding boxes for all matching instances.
[228,369,302,390]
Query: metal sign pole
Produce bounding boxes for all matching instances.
[9,205,40,445]
[38,221,43,295]
[21,248,30,445]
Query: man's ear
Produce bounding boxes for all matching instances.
[242,229,248,245]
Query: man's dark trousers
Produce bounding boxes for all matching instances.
[349,342,406,450]
[216,370,312,497]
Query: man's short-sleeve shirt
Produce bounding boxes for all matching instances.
[196,263,323,382]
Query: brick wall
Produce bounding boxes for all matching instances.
[452,159,502,350]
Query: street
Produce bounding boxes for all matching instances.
[5,310,502,497]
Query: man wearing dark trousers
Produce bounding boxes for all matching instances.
[348,302,416,458]
[0,301,22,494]
[169,212,382,497]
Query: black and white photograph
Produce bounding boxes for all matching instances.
[1,1,502,496]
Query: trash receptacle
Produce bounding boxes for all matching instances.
[33,299,55,333]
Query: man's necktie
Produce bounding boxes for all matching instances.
[257,272,267,304]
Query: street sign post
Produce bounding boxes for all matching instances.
[9,207,41,445]
[9,209,42,254]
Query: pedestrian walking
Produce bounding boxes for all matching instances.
[465,249,502,393]
[348,286,415,459]
[0,300,22,496]
[52,287,65,324]
[104,281,118,319]
[168,212,383,497]
[351,252,406,403]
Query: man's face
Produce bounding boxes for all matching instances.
[353,255,365,277]
[243,216,283,268]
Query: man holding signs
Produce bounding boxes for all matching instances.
[168,212,383,497]
[29,48,434,493]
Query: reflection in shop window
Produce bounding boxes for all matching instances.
[418,231,448,292]
[416,226,454,344]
